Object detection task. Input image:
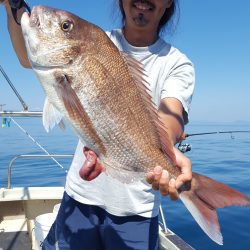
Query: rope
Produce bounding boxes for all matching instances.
[9,117,67,173]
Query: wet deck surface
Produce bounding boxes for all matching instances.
[0,231,31,250]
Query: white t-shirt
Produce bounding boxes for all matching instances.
[65,29,195,218]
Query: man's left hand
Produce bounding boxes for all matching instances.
[145,147,192,200]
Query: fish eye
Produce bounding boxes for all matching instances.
[61,20,73,32]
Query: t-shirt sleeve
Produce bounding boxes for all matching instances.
[161,55,195,124]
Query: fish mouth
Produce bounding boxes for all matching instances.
[21,6,40,28]
[29,7,41,28]
[28,6,48,28]
[21,11,40,57]
[22,6,54,31]
[132,0,155,11]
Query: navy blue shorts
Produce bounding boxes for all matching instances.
[42,192,159,250]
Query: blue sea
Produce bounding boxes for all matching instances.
[1,118,250,250]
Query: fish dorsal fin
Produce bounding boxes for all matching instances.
[43,97,65,132]
[122,53,176,164]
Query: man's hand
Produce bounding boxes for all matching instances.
[79,147,105,181]
[145,147,192,200]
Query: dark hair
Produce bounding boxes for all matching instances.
[118,0,179,34]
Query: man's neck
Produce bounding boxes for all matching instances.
[122,27,158,47]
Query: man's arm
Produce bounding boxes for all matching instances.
[2,0,31,68]
[145,97,192,200]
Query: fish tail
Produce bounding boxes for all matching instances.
[179,172,250,245]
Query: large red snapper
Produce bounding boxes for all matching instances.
[21,6,250,245]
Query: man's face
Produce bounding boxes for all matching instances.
[121,0,172,30]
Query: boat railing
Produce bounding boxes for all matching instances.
[7,154,74,189]
[159,204,169,234]
[0,111,43,117]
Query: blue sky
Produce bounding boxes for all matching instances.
[0,0,250,122]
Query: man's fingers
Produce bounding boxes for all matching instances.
[79,150,97,180]
[146,167,163,188]
[83,147,91,157]
[86,161,104,181]
[146,167,171,195]
[168,178,179,200]
[159,170,169,196]
[175,157,192,189]
[175,172,192,189]
[145,171,154,184]
[151,166,162,190]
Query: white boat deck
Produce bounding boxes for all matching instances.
[0,187,63,250]
[0,187,194,250]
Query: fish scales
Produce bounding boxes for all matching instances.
[73,55,170,175]
[42,22,173,176]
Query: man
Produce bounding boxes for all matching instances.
[1,1,194,249]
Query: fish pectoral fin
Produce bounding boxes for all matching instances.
[43,97,64,132]
[179,172,250,245]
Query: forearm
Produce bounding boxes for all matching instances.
[149,97,192,197]
[158,97,184,146]
[4,1,31,68]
